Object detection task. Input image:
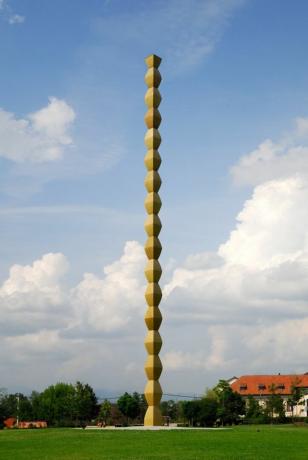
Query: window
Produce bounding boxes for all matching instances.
[277,383,285,390]
[240,384,247,391]
[258,384,266,390]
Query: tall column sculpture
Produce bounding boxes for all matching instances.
[143,54,163,426]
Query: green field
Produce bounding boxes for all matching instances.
[0,425,307,459]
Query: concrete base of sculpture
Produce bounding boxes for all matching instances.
[85,425,229,430]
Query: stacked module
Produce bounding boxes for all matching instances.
[143,54,163,426]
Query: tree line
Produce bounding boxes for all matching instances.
[0,379,304,428]
[179,381,305,426]
[0,382,98,428]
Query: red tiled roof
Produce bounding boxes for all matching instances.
[231,374,308,396]
[4,418,16,428]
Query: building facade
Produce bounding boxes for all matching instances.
[4,418,47,429]
[230,374,308,417]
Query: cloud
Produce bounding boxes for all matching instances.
[163,331,228,371]
[243,318,308,369]
[0,243,147,390]
[166,176,308,316]
[231,117,308,186]
[0,1,246,199]
[3,330,68,361]
[3,168,308,388]
[219,176,308,268]
[29,98,75,146]
[43,171,308,377]
[0,240,145,337]
[0,98,75,163]
[295,117,308,138]
[0,253,70,335]
[0,0,25,25]
[95,0,247,76]
[161,171,308,379]
[8,14,24,24]
[69,241,145,335]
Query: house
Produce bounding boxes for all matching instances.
[18,421,47,429]
[230,374,308,417]
[4,418,47,429]
[4,417,16,429]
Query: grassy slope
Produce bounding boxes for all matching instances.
[0,425,307,460]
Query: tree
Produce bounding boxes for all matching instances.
[0,382,98,428]
[265,384,285,423]
[0,392,33,426]
[98,400,112,425]
[246,395,262,419]
[18,394,33,421]
[161,400,178,422]
[287,378,303,420]
[34,381,98,426]
[181,398,218,427]
[30,391,43,420]
[117,392,140,423]
[74,381,98,424]
[110,403,125,426]
[134,392,147,422]
[214,380,245,425]
[38,382,76,426]
[0,393,18,419]
[198,398,218,427]
[204,387,218,401]
[245,395,269,423]
[0,388,8,429]
[181,400,200,426]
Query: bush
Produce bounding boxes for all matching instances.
[244,416,269,425]
[289,416,308,424]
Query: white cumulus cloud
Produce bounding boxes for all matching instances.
[231,117,308,186]
[3,166,308,388]
[0,97,76,163]
[0,243,147,390]
[0,253,70,335]
[70,241,145,334]
[163,172,308,378]
[219,176,308,268]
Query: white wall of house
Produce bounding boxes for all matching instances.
[245,392,308,418]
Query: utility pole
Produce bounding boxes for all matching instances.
[16,393,20,427]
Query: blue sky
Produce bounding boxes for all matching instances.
[2,0,308,395]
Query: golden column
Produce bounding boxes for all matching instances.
[143,54,163,426]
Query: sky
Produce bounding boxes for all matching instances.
[1,0,308,397]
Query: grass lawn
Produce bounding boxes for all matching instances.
[0,424,307,459]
